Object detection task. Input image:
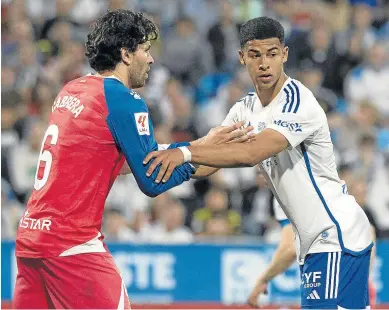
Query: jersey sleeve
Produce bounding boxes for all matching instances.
[267,87,325,148]
[273,197,290,228]
[157,142,190,151]
[105,81,194,197]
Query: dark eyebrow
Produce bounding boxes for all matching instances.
[267,47,280,52]
[248,49,261,53]
[247,46,280,54]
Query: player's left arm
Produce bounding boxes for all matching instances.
[106,88,196,197]
[144,92,325,183]
[248,223,295,308]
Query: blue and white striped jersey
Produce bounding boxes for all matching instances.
[222,77,372,263]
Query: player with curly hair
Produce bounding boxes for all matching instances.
[13,9,250,309]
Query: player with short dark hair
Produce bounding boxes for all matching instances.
[145,17,373,309]
[239,16,285,48]
[13,9,250,309]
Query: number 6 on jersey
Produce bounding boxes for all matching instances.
[34,124,59,190]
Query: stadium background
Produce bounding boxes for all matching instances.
[1,0,389,308]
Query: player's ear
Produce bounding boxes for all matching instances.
[238,50,245,65]
[282,46,289,64]
[121,48,133,66]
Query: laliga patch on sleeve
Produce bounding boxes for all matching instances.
[134,112,150,135]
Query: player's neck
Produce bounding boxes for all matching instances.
[97,68,130,89]
[255,73,288,107]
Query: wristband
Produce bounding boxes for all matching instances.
[178,146,192,162]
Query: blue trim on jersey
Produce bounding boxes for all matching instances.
[286,84,295,113]
[168,142,190,149]
[279,219,291,228]
[282,81,300,114]
[290,80,300,113]
[282,88,290,112]
[300,142,373,256]
[104,78,194,197]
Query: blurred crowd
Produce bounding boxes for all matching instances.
[2,0,389,244]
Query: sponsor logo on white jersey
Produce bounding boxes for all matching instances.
[273,119,302,132]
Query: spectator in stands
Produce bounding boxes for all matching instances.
[14,40,41,95]
[149,193,175,226]
[1,179,25,240]
[349,178,379,233]
[2,19,35,68]
[302,23,336,77]
[1,91,23,184]
[195,77,247,136]
[43,39,89,85]
[241,171,273,236]
[298,62,338,115]
[202,215,231,237]
[162,15,214,86]
[192,187,241,234]
[207,0,241,73]
[123,209,153,243]
[149,199,194,243]
[352,133,385,182]
[31,78,59,120]
[324,31,364,96]
[344,42,389,116]
[333,101,380,154]
[106,175,152,220]
[333,2,377,56]
[40,0,78,42]
[1,66,17,92]
[7,120,45,202]
[103,208,134,242]
[183,0,221,35]
[149,78,197,141]
[232,0,265,24]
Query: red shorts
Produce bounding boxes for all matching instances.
[13,252,131,309]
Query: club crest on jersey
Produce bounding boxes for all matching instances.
[135,112,150,135]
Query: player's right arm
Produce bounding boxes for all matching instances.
[248,200,296,308]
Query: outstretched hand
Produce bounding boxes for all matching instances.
[143,122,254,184]
[203,121,254,145]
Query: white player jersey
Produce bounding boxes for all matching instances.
[222,77,372,263]
[273,197,289,224]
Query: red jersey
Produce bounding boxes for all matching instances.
[16,76,125,257]
[16,75,194,258]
